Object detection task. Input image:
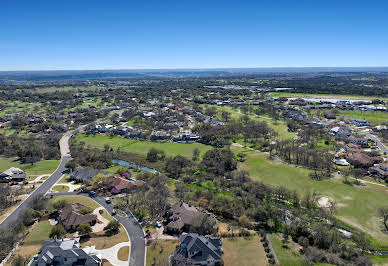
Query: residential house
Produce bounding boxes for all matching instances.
[345,135,369,148]
[352,119,370,127]
[345,152,381,168]
[69,168,107,184]
[107,175,145,194]
[0,167,26,182]
[165,202,216,234]
[170,233,223,266]
[31,237,101,266]
[59,203,97,230]
[370,163,388,179]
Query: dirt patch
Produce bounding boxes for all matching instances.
[343,196,352,200]
[317,196,332,208]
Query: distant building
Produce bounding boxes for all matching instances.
[370,163,388,179]
[352,119,370,127]
[31,237,101,266]
[69,168,107,184]
[170,233,223,266]
[0,167,26,182]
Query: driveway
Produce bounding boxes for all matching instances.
[89,241,131,266]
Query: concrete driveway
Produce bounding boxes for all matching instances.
[90,241,131,266]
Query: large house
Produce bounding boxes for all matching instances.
[165,202,216,234]
[0,167,26,182]
[345,135,369,148]
[107,175,146,194]
[59,203,97,230]
[170,233,223,266]
[31,237,101,266]
[370,163,388,179]
[69,168,107,184]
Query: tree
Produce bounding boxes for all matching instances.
[53,199,67,210]
[146,148,165,162]
[192,148,200,161]
[238,215,250,227]
[104,220,120,234]
[77,224,92,236]
[378,207,388,231]
[12,255,29,266]
[49,224,66,238]
[65,159,77,172]
[91,173,108,189]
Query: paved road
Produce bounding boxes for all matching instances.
[0,127,81,229]
[48,192,146,266]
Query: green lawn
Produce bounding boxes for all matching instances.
[49,195,100,210]
[24,220,53,245]
[0,157,59,175]
[206,105,295,140]
[268,233,302,266]
[52,185,69,192]
[76,134,212,158]
[268,92,386,101]
[222,235,268,266]
[146,240,179,266]
[233,146,388,247]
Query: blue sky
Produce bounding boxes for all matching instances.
[1,0,387,70]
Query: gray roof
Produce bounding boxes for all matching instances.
[172,233,222,265]
[70,168,106,183]
[31,238,101,265]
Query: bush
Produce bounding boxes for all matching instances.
[77,224,92,236]
[80,206,93,214]
[104,220,120,233]
[53,199,68,210]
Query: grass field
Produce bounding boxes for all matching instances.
[146,240,179,266]
[268,92,386,101]
[76,134,212,158]
[222,235,268,266]
[52,185,70,192]
[312,109,388,126]
[206,105,295,140]
[49,195,100,209]
[233,146,388,247]
[0,157,59,175]
[268,233,302,266]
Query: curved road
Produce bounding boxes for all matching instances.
[0,129,75,230]
[357,130,388,154]
[48,192,146,266]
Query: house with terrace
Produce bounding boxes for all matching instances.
[107,175,146,194]
[31,237,101,266]
[370,163,388,179]
[170,233,223,266]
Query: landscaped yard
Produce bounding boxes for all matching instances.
[222,235,268,266]
[49,195,100,210]
[76,134,212,158]
[233,146,388,247]
[146,239,179,266]
[268,233,302,266]
[52,185,70,192]
[0,157,59,175]
[118,246,129,261]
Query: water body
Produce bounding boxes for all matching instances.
[112,159,159,174]
[287,97,372,104]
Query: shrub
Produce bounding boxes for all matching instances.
[49,224,66,238]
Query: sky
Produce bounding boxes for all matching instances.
[0,0,387,70]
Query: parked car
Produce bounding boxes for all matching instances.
[89,191,96,197]
[105,197,111,204]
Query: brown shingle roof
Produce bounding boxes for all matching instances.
[59,203,97,228]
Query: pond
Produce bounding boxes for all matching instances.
[112,159,159,174]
